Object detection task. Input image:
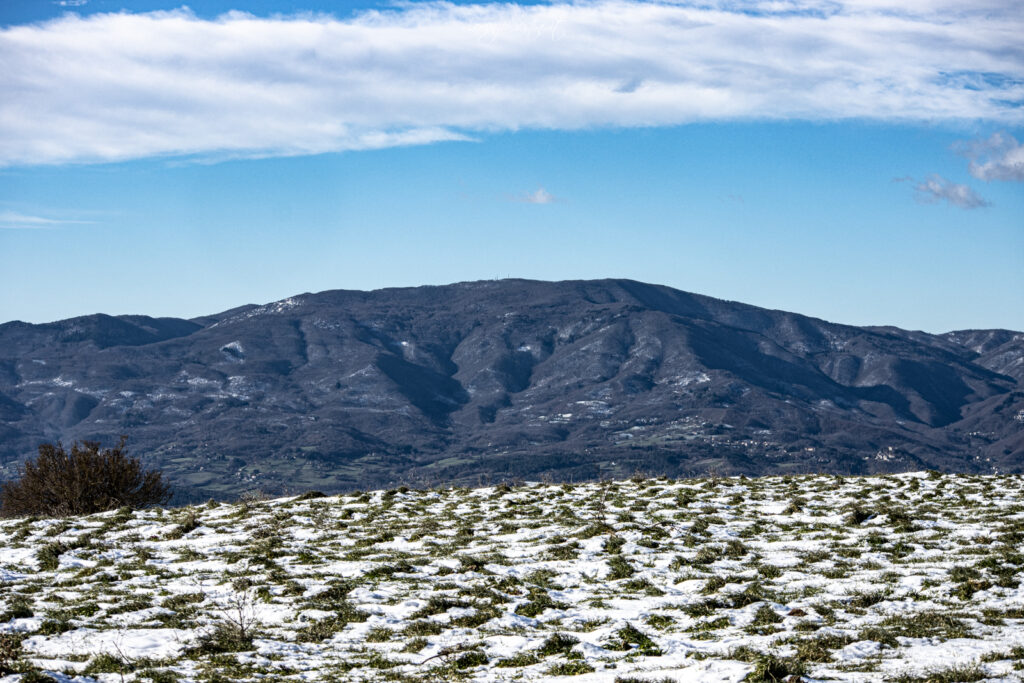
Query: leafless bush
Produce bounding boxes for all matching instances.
[192,589,261,654]
[0,437,170,518]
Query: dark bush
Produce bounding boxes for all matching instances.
[0,438,171,518]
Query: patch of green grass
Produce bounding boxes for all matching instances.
[847,590,888,609]
[888,662,990,683]
[606,623,662,656]
[792,633,854,662]
[607,555,635,580]
[36,616,73,635]
[35,543,66,571]
[0,633,28,676]
[495,651,541,667]
[83,653,132,675]
[409,595,470,619]
[603,535,627,554]
[136,667,181,683]
[547,542,580,560]
[644,614,674,630]
[735,651,807,682]
[515,588,568,618]
[1,595,33,621]
[451,604,501,628]
[546,661,594,675]
[106,595,153,615]
[295,616,349,643]
[877,611,972,640]
[189,622,257,654]
[402,636,429,653]
[621,577,664,596]
[578,522,615,539]
[404,620,444,636]
[365,626,394,642]
[681,598,727,618]
[744,604,783,635]
[537,633,579,656]
[693,546,720,565]
[453,650,488,669]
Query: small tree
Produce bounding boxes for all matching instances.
[0,437,171,517]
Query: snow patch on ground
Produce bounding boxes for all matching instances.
[1,472,1022,681]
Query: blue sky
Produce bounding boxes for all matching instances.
[1,0,1022,333]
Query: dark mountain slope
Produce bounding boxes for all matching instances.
[1,279,1020,500]
[941,329,1024,382]
[0,314,201,354]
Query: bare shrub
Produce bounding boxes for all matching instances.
[0,438,171,518]
[192,590,261,653]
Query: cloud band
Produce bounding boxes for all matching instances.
[2,0,1022,166]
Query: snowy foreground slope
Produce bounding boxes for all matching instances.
[1,473,1024,682]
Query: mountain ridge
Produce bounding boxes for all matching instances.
[1,278,1021,500]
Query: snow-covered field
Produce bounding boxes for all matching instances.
[2,472,1023,682]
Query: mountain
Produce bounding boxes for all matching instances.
[1,279,1021,500]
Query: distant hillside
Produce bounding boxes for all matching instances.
[1,279,1021,499]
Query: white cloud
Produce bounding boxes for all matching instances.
[515,187,558,204]
[957,132,1024,182]
[0,211,93,229]
[912,175,990,209]
[1,1,1022,166]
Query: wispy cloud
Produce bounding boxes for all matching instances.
[957,132,1024,182]
[1,1,1021,166]
[514,187,558,204]
[0,211,94,229]
[911,175,991,209]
